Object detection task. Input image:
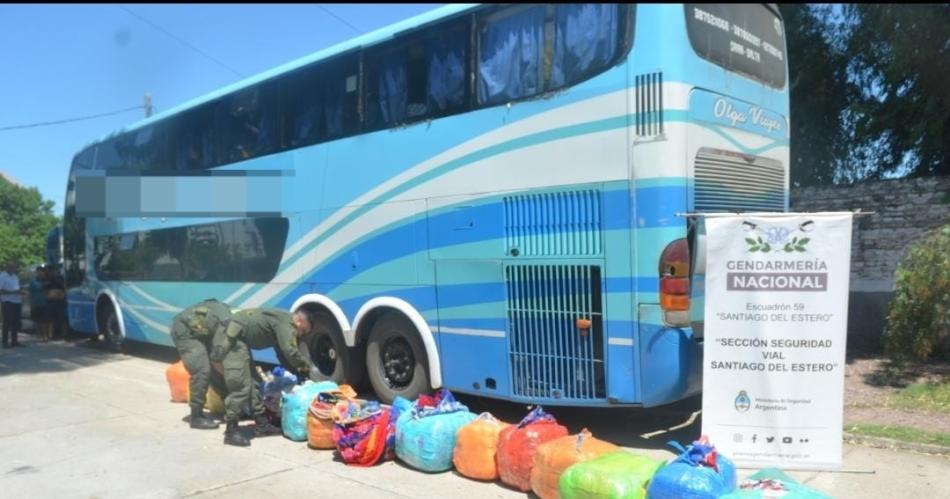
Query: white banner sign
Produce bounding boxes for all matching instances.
[701,213,853,470]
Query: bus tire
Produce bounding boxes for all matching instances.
[304,311,362,386]
[366,312,429,405]
[100,305,126,354]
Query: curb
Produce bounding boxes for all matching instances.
[843,431,950,457]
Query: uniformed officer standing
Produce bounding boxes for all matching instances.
[211,308,317,447]
[170,299,232,430]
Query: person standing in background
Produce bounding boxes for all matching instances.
[44,266,67,341]
[29,265,49,342]
[0,262,26,348]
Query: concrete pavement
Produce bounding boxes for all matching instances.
[0,336,948,498]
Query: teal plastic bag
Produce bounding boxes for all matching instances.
[721,468,833,499]
[395,389,477,472]
[281,380,338,441]
[558,451,664,499]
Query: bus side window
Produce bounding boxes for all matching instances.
[177,104,217,170]
[477,5,546,106]
[282,65,325,149]
[425,24,468,115]
[222,83,278,163]
[550,4,621,89]
[365,19,469,129]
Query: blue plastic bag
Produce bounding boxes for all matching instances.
[281,380,338,441]
[395,388,477,472]
[260,367,299,418]
[646,438,737,499]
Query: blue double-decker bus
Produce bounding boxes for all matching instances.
[63,4,789,405]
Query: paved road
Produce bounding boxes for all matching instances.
[1,336,948,498]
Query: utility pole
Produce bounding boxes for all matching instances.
[144,93,153,118]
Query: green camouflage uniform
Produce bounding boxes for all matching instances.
[211,308,312,422]
[170,299,231,412]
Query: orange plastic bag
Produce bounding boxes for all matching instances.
[530,429,620,499]
[453,412,510,481]
[497,407,569,492]
[165,361,190,403]
[307,385,357,450]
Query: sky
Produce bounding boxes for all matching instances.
[0,3,442,216]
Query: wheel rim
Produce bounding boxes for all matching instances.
[381,337,414,389]
[311,334,338,376]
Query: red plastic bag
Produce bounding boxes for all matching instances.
[165,361,189,403]
[530,429,620,499]
[497,407,568,491]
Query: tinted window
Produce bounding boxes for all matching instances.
[220,83,278,163]
[365,20,469,128]
[94,218,288,282]
[281,65,327,148]
[477,4,628,106]
[685,4,787,88]
[477,5,547,106]
[551,4,621,88]
[324,55,360,140]
[95,137,127,171]
[175,103,218,170]
[129,124,166,171]
[63,174,86,287]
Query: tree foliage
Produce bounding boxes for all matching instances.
[782,4,949,185]
[0,176,59,268]
[780,4,852,187]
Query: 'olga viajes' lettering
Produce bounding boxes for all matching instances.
[714,98,782,134]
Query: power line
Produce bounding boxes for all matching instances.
[117,5,243,78]
[316,5,363,34]
[0,105,144,132]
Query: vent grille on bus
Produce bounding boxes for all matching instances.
[503,190,602,257]
[635,72,664,137]
[506,265,605,401]
[694,148,786,212]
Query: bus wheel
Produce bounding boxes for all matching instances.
[100,306,126,354]
[366,312,429,404]
[305,311,363,386]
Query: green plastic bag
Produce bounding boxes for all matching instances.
[558,451,664,499]
[721,468,833,499]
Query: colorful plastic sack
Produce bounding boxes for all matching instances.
[453,412,510,481]
[646,437,737,499]
[558,451,664,499]
[531,429,620,499]
[260,367,298,418]
[165,361,190,403]
[721,468,833,499]
[395,388,477,472]
[332,397,410,466]
[497,406,570,492]
[307,385,357,449]
[281,380,338,441]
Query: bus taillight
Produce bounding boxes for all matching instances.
[659,238,690,326]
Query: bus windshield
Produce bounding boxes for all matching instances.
[685,4,786,88]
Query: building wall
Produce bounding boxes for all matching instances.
[790,175,950,351]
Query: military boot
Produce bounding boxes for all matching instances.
[254,414,282,437]
[223,420,250,447]
[189,406,219,430]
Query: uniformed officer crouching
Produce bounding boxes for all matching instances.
[210,307,318,447]
[170,299,233,430]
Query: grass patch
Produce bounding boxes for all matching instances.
[846,423,950,447]
[890,381,950,413]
